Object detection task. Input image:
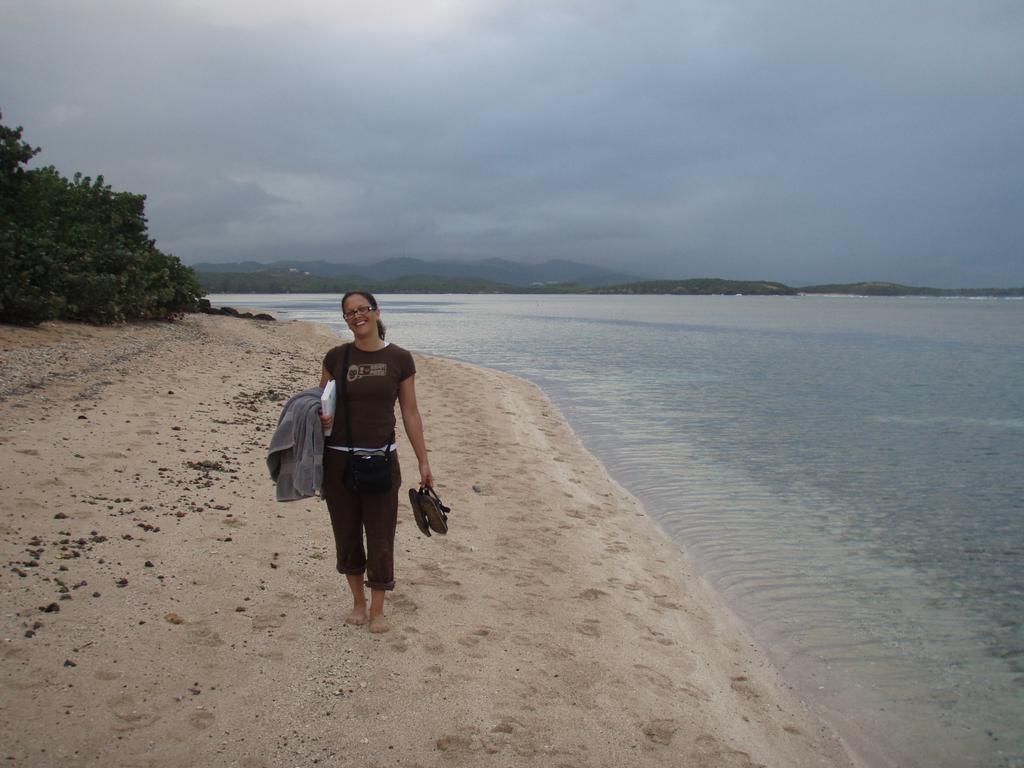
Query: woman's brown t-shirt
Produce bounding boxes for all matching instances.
[322,343,416,449]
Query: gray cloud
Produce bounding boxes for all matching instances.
[2,0,1022,286]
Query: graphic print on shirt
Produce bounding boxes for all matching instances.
[347,363,388,382]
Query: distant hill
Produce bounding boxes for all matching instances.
[190,257,636,288]
[196,270,521,294]
[196,270,796,297]
[799,282,1024,297]
[193,261,1024,297]
[590,278,797,296]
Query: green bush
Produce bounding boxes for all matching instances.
[0,114,201,326]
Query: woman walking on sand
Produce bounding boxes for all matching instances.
[318,291,434,633]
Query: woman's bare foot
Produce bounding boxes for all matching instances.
[366,587,389,633]
[345,604,368,626]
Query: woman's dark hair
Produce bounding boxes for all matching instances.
[341,290,386,340]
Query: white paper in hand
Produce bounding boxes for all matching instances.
[321,379,336,436]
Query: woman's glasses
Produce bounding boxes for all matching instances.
[342,304,376,320]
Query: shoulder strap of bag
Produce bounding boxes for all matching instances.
[341,343,355,454]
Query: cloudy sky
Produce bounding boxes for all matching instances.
[2,0,1022,286]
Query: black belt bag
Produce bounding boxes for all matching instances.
[339,343,395,493]
[343,447,393,493]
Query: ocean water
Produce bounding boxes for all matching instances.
[214,293,1024,768]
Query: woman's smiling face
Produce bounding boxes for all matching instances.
[342,294,379,335]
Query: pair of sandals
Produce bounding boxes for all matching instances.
[408,486,450,536]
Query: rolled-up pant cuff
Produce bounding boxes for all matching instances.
[336,565,395,591]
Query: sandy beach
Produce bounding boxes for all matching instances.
[1,313,861,767]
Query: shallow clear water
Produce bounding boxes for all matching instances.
[215,293,1024,768]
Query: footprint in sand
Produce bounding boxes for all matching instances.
[633,663,674,690]
[189,710,216,730]
[530,557,567,575]
[639,630,676,647]
[412,562,461,588]
[689,734,759,767]
[729,675,762,702]
[491,715,527,734]
[641,718,679,745]
[457,625,500,648]
[418,633,446,655]
[389,592,419,614]
[633,664,709,701]
[3,663,46,690]
[653,595,683,611]
[436,733,478,754]
[576,619,601,637]
[389,639,410,652]
[108,693,160,731]
[185,624,224,647]
[250,612,286,630]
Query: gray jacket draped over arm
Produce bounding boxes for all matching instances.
[266,387,325,501]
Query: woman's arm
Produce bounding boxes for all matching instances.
[398,374,434,488]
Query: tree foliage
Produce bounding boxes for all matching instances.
[0,114,202,325]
